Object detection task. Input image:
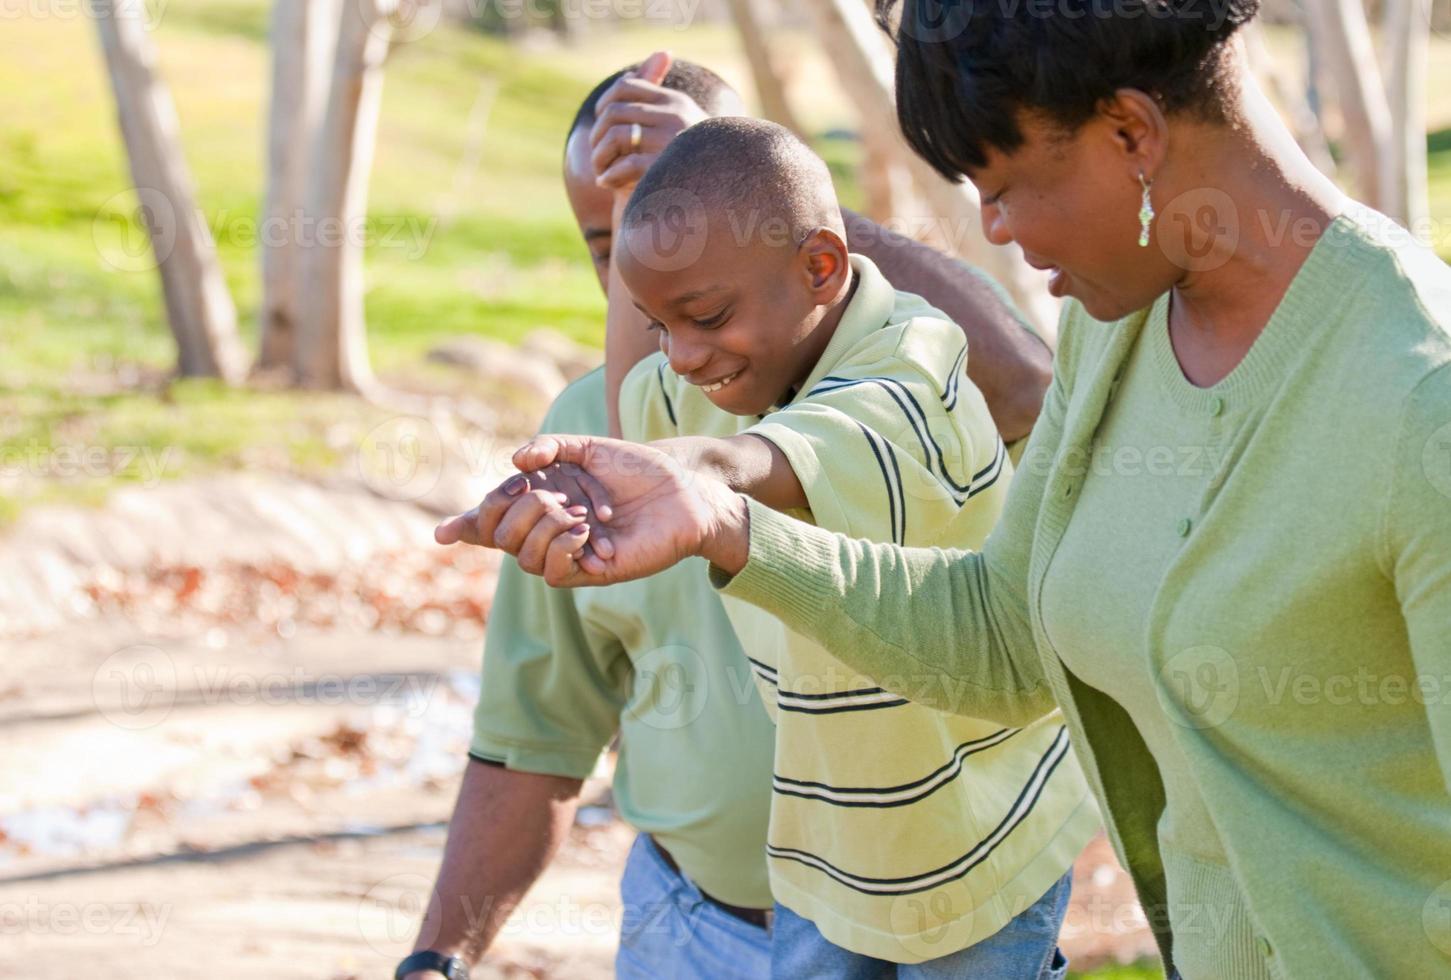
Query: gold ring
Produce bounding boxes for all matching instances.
[629,123,643,152]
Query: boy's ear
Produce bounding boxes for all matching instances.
[799,228,851,299]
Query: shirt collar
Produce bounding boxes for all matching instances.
[778,254,896,408]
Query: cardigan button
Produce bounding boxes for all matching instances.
[1256,935,1273,957]
[1208,396,1225,417]
[1176,518,1192,537]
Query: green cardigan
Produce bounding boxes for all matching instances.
[714,204,1451,978]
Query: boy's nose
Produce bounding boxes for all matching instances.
[666,335,712,378]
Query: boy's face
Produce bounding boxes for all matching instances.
[616,214,851,416]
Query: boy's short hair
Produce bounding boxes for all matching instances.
[569,60,738,137]
[621,117,842,250]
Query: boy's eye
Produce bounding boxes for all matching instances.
[646,319,666,333]
[692,309,728,329]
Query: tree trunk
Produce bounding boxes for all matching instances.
[798,0,1058,336]
[294,0,390,391]
[1304,0,1397,213]
[91,0,245,381]
[725,0,806,136]
[1245,21,1338,177]
[1382,0,1431,230]
[258,0,340,373]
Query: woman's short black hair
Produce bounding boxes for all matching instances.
[878,0,1261,180]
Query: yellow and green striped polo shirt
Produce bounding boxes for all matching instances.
[621,255,1101,961]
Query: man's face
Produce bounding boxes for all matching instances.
[564,126,615,293]
[616,214,840,417]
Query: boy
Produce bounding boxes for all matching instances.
[477,117,1100,975]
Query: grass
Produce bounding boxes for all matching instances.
[0,11,1449,524]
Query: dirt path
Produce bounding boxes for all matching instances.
[0,480,1159,977]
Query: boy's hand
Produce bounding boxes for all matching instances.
[588,50,708,193]
[435,435,749,588]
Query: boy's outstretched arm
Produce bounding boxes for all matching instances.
[842,210,1052,444]
[654,434,807,514]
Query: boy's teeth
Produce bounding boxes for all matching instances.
[701,371,739,393]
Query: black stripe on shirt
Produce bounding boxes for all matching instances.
[764,727,1071,894]
[942,343,968,411]
[745,656,779,686]
[772,727,1022,808]
[656,362,678,429]
[813,376,977,504]
[776,695,912,715]
[855,421,905,545]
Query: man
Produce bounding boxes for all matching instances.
[400,57,1054,980]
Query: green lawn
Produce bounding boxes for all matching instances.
[1,10,1448,525]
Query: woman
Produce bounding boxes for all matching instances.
[443,2,1451,976]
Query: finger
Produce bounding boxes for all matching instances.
[595,154,653,191]
[576,547,610,578]
[434,507,478,546]
[637,50,672,85]
[589,124,668,182]
[561,463,614,522]
[493,490,578,557]
[540,522,586,586]
[471,475,535,550]
[588,101,680,150]
[593,76,672,116]
[518,508,590,576]
[513,435,594,472]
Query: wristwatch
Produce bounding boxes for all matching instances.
[394,950,470,980]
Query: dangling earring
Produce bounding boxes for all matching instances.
[1137,172,1155,248]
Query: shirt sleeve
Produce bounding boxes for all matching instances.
[1385,361,1451,793]
[743,317,1007,547]
[711,305,1091,726]
[470,541,631,780]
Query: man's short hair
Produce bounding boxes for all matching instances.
[621,117,841,250]
[569,60,738,136]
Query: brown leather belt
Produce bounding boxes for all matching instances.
[648,835,772,930]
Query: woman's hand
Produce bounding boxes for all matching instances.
[435,435,751,588]
[588,51,708,193]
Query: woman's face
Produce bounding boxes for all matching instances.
[968,113,1180,322]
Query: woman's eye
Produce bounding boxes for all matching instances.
[646,320,666,333]
[693,311,728,329]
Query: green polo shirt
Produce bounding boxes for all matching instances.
[470,368,776,909]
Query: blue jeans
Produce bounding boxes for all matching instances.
[771,871,1073,979]
[615,834,771,980]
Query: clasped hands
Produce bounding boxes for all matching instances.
[434,435,751,587]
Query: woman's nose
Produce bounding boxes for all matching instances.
[980,201,1013,248]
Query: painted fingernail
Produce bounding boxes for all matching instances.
[571,524,590,536]
[504,476,526,496]
[567,505,588,518]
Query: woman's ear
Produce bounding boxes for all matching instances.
[1099,88,1169,181]
[799,228,852,299]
